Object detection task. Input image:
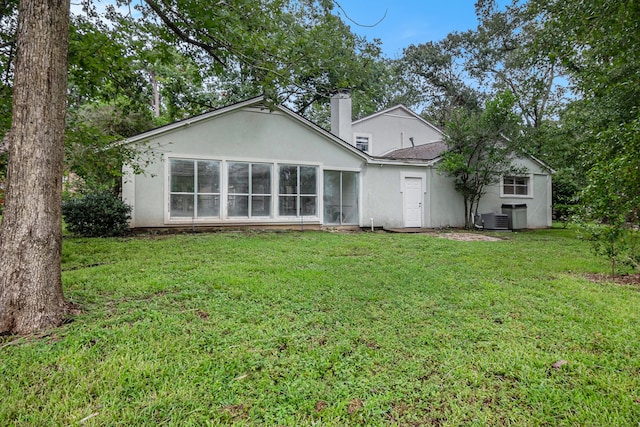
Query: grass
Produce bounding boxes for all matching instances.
[1,228,639,426]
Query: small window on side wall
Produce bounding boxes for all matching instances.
[502,176,530,197]
[353,133,371,153]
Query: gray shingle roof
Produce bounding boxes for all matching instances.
[382,141,448,161]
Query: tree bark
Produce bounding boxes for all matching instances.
[0,0,72,335]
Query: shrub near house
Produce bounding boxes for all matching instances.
[62,191,131,237]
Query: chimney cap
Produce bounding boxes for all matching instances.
[331,89,351,97]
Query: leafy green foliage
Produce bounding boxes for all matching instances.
[65,97,155,193]
[457,1,567,135]
[397,0,567,145]
[62,15,160,192]
[439,91,524,228]
[399,40,481,127]
[2,1,391,193]
[62,191,132,237]
[537,0,640,270]
[134,0,388,110]
[576,221,639,277]
[551,167,581,224]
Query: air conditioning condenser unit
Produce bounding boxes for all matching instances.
[480,213,509,230]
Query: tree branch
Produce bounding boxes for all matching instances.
[143,0,226,66]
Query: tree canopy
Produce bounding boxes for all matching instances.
[439,90,524,229]
[0,0,392,192]
[536,0,640,272]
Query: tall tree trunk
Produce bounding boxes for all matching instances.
[0,0,72,335]
[463,196,471,229]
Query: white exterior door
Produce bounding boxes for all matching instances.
[403,177,423,228]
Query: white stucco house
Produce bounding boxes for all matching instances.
[121,93,552,230]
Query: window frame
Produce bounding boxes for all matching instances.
[168,158,221,219]
[165,157,322,224]
[323,170,359,225]
[501,175,533,198]
[353,132,372,153]
[278,164,318,218]
[227,161,273,218]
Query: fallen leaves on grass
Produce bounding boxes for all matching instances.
[221,404,249,420]
[195,310,209,320]
[583,273,640,287]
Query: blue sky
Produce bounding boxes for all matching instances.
[334,1,482,58]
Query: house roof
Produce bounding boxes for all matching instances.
[381,142,448,161]
[127,97,558,170]
[122,96,442,167]
[122,96,375,161]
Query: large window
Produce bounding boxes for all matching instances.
[324,171,359,225]
[168,159,323,222]
[278,165,317,216]
[227,162,272,217]
[502,176,530,196]
[170,159,220,218]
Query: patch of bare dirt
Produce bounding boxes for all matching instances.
[314,400,328,412]
[347,398,364,415]
[584,273,640,287]
[436,232,503,242]
[221,404,249,420]
[195,310,209,320]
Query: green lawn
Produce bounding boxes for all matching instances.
[1,228,639,426]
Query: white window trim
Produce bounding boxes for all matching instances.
[500,174,534,199]
[166,157,222,221]
[322,169,360,226]
[164,155,323,225]
[226,161,273,219]
[277,164,319,219]
[353,132,372,154]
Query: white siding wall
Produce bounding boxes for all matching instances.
[428,169,466,228]
[361,164,432,229]
[124,107,366,228]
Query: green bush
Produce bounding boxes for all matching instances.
[62,191,131,237]
[553,203,577,223]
